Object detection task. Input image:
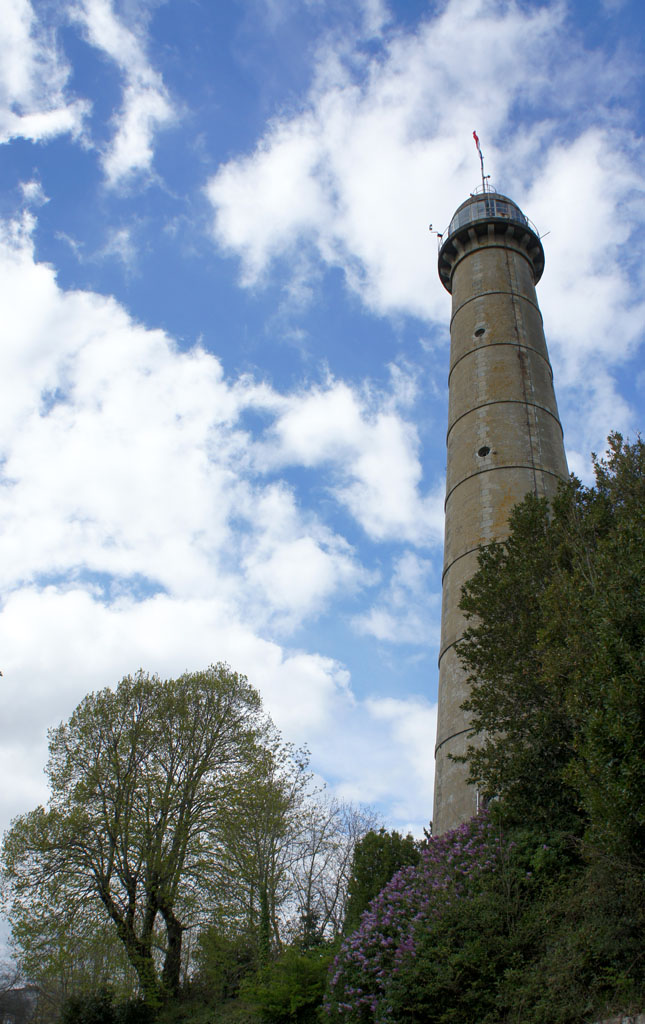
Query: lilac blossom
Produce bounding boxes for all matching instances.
[324,813,501,1022]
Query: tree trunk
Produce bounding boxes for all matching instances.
[258,887,270,966]
[99,890,163,1007]
[160,906,184,997]
[115,924,163,1006]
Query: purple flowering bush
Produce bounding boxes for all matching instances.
[323,814,500,1022]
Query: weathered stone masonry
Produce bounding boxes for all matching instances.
[433,190,569,835]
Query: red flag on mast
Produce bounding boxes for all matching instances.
[473,130,482,155]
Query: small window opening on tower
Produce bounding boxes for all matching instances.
[477,445,491,457]
[474,327,486,337]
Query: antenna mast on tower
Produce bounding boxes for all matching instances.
[473,130,488,191]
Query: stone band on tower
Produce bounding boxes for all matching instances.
[433,187,568,836]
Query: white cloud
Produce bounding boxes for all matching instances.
[236,481,372,631]
[206,0,576,317]
[100,225,138,269]
[0,580,436,834]
[20,179,49,206]
[0,586,349,744]
[256,379,445,545]
[521,130,645,464]
[358,0,390,37]
[0,211,437,836]
[367,696,436,810]
[0,219,373,617]
[206,0,645,466]
[0,0,175,179]
[209,119,329,285]
[528,130,645,373]
[354,550,440,644]
[320,695,437,829]
[73,0,175,186]
[0,0,89,144]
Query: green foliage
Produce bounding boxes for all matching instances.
[324,435,645,1023]
[456,489,581,830]
[60,988,154,1024]
[326,815,503,1022]
[458,433,645,859]
[7,897,138,1018]
[343,829,421,936]
[241,944,335,1023]
[212,738,313,963]
[3,664,376,1022]
[557,435,645,858]
[325,816,645,1023]
[194,928,257,1004]
[2,665,270,1005]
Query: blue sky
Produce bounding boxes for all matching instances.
[0,0,643,843]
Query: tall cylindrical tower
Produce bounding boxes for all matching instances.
[433,188,568,836]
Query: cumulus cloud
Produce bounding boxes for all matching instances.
[206,0,569,315]
[366,696,436,815]
[0,0,89,144]
[319,695,437,831]
[353,550,440,645]
[0,0,175,182]
[0,214,373,617]
[73,0,175,186]
[0,210,437,835]
[523,130,645,474]
[255,378,444,545]
[206,0,645,462]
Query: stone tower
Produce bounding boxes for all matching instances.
[433,186,568,836]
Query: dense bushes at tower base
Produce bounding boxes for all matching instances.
[325,436,645,1024]
[324,817,645,1024]
[60,989,155,1024]
[240,945,337,1023]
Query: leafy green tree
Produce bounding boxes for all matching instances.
[241,944,334,1024]
[60,988,154,1024]
[555,435,645,859]
[455,489,581,830]
[193,927,257,1004]
[323,435,645,1024]
[2,665,268,1006]
[457,433,645,858]
[191,799,377,1021]
[211,740,313,962]
[342,828,421,935]
[325,816,645,1024]
[7,898,137,1022]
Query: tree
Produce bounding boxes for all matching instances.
[457,433,645,858]
[290,798,380,947]
[342,827,421,936]
[241,943,334,1024]
[0,962,36,1024]
[556,434,645,859]
[323,436,645,1024]
[211,759,379,957]
[455,490,580,830]
[2,665,268,1006]
[325,815,502,1022]
[209,738,313,963]
[7,897,137,1022]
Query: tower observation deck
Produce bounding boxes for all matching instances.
[433,185,568,836]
